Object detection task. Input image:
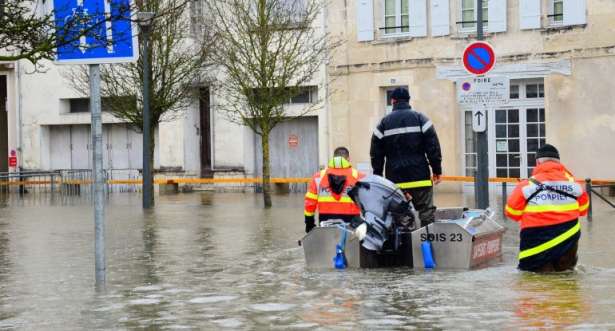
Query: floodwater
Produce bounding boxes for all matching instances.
[0,191,614,330]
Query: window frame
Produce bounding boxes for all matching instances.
[285,86,317,105]
[458,0,488,33]
[382,0,411,37]
[548,0,565,26]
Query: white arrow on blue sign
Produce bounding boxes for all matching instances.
[53,0,138,64]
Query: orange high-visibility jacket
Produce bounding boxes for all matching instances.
[304,157,365,219]
[505,161,589,230]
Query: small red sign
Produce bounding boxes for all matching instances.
[288,134,299,148]
[462,41,496,75]
[8,156,17,168]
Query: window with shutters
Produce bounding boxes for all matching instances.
[459,0,488,31]
[549,0,564,25]
[383,0,410,35]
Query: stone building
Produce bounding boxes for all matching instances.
[326,0,614,190]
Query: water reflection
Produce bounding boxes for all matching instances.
[513,272,591,329]
[0,192,612,329]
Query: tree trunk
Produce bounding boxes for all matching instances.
[261,130,272,208]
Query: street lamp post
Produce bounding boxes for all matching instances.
[138,12,155,209]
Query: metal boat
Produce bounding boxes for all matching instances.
[299,175,506,270]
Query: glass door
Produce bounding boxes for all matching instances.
[494,109,521,178]
[525,108,546,176]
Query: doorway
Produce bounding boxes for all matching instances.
[255,117,319,191]
[463,79,546,179]
[199,87,213,178]
[0,75,7,174]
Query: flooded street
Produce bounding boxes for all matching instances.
[0,192,614,330]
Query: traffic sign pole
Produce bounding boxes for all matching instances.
[53,0,139,287]
[475,0,489,209]
[90,64,106,285]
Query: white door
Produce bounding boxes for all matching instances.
[110,124,130,169]
[128,127,143,169]
[70,125,91,169]
[50,126,71,170]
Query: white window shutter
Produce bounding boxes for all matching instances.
[488,0,507,32]
[519,0,541,29]
[563,0,587,26]
[356,0,374,41]
[409,0,427,37]
[431,0,450,36]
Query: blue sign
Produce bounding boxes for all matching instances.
[53,0,138,64]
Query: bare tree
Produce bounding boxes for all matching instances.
[0,0,133,64]
[66,0,216,205]
[206,0,333,208]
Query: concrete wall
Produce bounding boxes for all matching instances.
[547,56,615,179]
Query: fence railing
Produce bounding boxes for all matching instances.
[1,173,614,218]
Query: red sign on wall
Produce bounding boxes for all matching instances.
[288,134,299,148]
[8,156,17,167]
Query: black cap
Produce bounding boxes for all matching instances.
[536,144,559,160]
[390,87,410,101]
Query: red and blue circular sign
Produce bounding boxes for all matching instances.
[463,41,496,75]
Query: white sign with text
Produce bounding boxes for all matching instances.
[457,76,510,107]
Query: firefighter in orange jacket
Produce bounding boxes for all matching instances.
[304,147,366,233]
[505,144,589,272]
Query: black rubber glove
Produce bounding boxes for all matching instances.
[305,216,316,233]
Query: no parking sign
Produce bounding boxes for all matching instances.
[462,41,496,75]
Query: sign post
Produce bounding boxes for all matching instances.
[476,0,488,209]
[463,1,491,209]
[53,0,137,286]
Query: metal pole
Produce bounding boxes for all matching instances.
[474,0,489,209]
[142,24,153,209]
[90,64,106,284]
[586,178,593,222]
[501,181,507,217]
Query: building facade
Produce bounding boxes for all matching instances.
[326,0,615,190]
[0,1,330,186]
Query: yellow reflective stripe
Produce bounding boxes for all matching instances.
[328,157,351,169]
[305,192,318,200]
[351,169,358,179]
[317,196,355,203]
[304,211,315,217]
[519,221,581,259]
[579,201,590,212]
[564,172,574,182]
[506,205,523,216]
[397,180,433,189]
[524,202,579,213]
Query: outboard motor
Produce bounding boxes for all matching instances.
[348,175,417,267]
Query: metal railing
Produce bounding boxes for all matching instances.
[2,172,614,215]
[585,179,615,222]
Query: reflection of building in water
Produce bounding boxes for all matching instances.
[299,288,360,327]
[514,273,591,329]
